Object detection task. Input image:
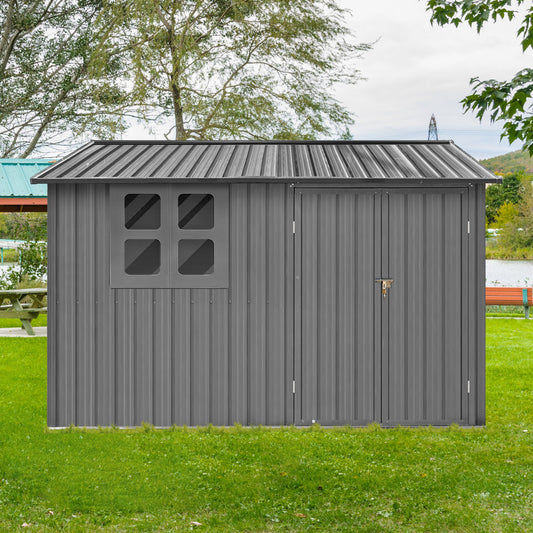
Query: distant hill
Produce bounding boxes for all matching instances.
[481,149,533,175]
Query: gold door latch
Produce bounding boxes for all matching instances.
[375,278,394,298]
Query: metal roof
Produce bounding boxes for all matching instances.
[0,159,51,196]
[30,140,499,183]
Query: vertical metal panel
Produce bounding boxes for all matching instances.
[115,289,135,426]
[247,184,267,424]
[284,186,295,424]
[460,192,469,424]
[210,289,229,425]
[373,192,382,422]
[425,193,444,422]
[134,289,153,424]
[75,184,95,426]
[318,193,337,421]
[152,289,172,426]
[296,188,377,425]
[293,191,303,423]
[47,185,57,427]
[443,193,463,419]
[172,289,191,425]
[228,185,248,424]
[94,184,115,425]
[266,184,287,424]
[384,189,466,425]
[475,185,486,425]
[190,289,211,425]
[55,184,77,426]
[299,192,319,421]
[336,193,355,421]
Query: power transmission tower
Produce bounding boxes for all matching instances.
[428,114,438,141]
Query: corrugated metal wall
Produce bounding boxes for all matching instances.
[295,189,380,425]
[48,182,485,428]
[48,183,293,427]
[294,187,472,427]
[383,190,467,425]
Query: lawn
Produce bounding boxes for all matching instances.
[0,313,47,330]
[0,320,531,532]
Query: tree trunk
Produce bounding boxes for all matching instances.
[171,83,186,140]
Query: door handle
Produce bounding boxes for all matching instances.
[375,278,394,298]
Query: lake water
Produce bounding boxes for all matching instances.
[1,261,531,287]
[486,260,533,287]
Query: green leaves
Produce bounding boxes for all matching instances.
[0,213,47,289]
[428,0,522,32]
[0,0,131,157]
[1,0,370,153]
[427,1,533,154]
[460,69,533,153]
[485,171,525,224]
[107,0,371,140]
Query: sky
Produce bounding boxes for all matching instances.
[335,0,532,159]
[122,0,532,161]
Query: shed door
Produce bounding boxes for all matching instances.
[294,188,468,426]
[294,189,381,425]
[382,190,468,426]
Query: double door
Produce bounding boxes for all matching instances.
[294,188,469,426]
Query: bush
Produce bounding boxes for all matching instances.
[0,213,47,290]
[498,182,533,250]
[486,171,526,225]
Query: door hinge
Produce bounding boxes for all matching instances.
[292,380,296,394]
[292,220,296,234]
[467,379,471,394]
[467,220,471,234]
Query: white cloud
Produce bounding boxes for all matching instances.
[336,0,532,158]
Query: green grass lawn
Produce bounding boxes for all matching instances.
[0,320,531,532]
[0,313,47,330]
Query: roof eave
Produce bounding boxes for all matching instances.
[32,175,501,184]
[29,141,94,183]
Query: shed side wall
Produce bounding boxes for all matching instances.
[475,184,486,425]
[48,183,293,427]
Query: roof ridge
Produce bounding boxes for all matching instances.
[88,139,454,146]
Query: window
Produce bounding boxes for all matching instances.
[178,239,214,275]
[125,194,161,229]
[125,239,160,275]
[178,194,214,229]
[110,185,228,288]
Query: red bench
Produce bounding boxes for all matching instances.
[486,287,533,319]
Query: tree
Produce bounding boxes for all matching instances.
[485,171,526,224]
[0,0,131,157]
[427,1,533,153]
[495,200,520,226]
[107,0,371,140]
[498,180,533,249]
[0,213,47,289]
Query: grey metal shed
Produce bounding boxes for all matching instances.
[32,140,498,428]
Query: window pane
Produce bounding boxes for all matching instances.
[178,239,214,275]
[125,194,161,229]
[125,239,160,275]
[178,194,214,229]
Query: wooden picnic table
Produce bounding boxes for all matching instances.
[0,288,47,335]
